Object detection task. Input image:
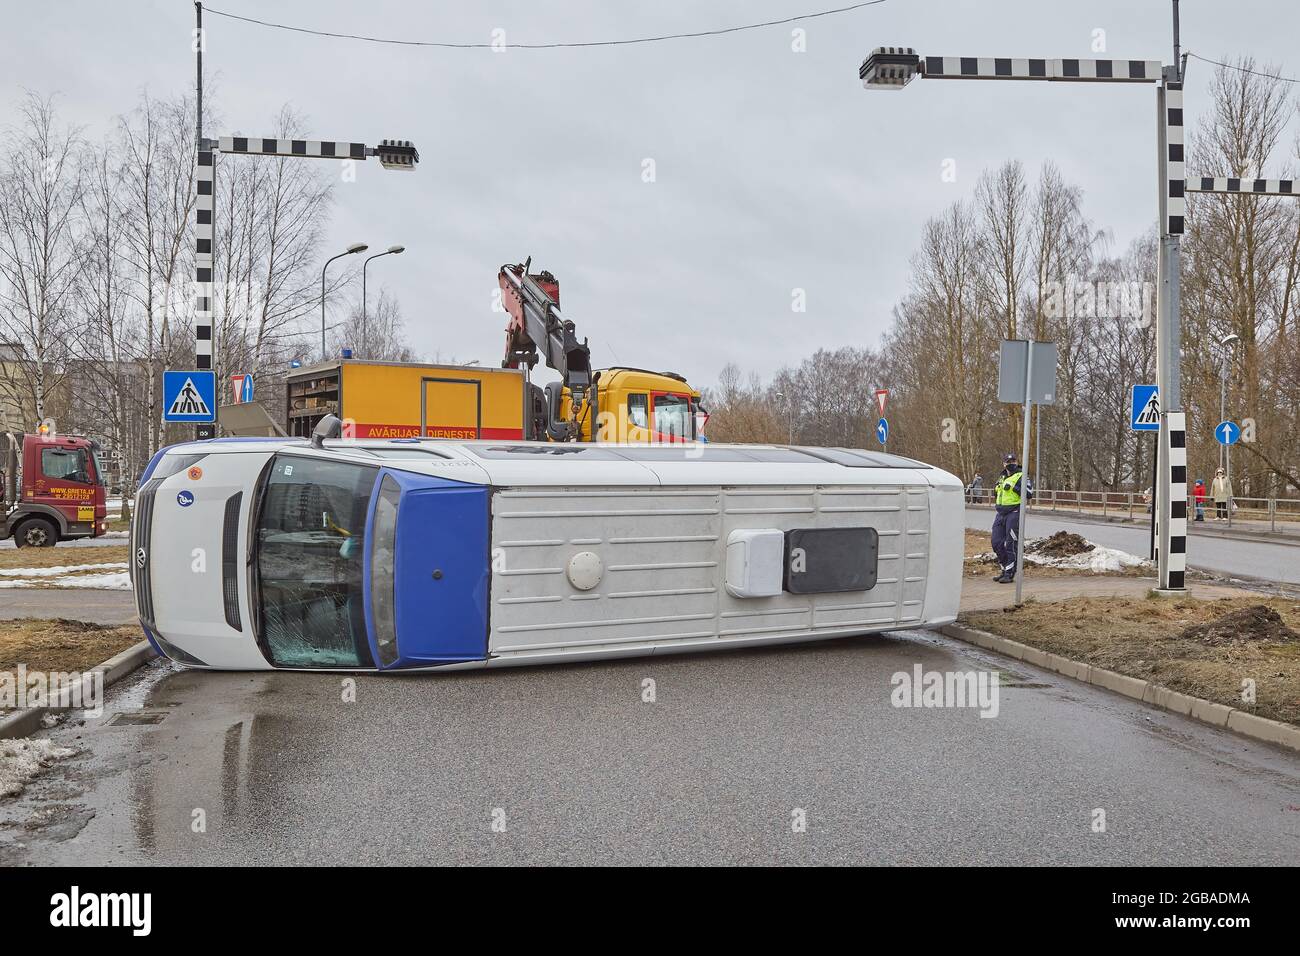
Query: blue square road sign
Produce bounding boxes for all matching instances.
[163,370,217,423]
[1130,384,1160,432]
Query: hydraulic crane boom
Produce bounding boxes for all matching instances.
[499,259,592,440]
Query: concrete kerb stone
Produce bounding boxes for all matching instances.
[939,623,1300,751]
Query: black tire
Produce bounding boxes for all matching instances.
[15,518,58,548]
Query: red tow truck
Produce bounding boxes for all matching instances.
[1,431,108,547]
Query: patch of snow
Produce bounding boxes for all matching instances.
[1024,543,1150,573]
[0,570,131,590]
[0,738,75,798]
[0,562,128,578]
[974,539,1151,574]
[49,571,131,590]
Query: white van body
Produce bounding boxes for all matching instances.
[130,440,964,671]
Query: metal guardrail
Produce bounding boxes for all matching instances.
[964,488,1300,536]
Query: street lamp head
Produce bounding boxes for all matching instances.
[1220,333,1240,347]
[860,47,922,91]
[376,139,419,171]
[346,242,369,254]
[387,245,406,254]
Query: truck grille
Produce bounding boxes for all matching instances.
[132,481,159,626]
[222,492,243,631]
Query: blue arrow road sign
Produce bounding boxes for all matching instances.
[876,417,889,446]
[162,370,216,423]
[241,373,255,403]
[1130,384,1160,431]
[1215,420,1240,445]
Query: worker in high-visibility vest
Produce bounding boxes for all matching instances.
[991,452,1031,584]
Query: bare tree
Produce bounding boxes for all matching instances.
[328,288,417,362]
[0,92,84,428]
[215,105,335,381]
[116,92,199,455]
[1184,57,1298,496]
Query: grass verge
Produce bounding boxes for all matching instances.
[962,595,1300,726]
[0,545,129,572]
[0,618,140,677]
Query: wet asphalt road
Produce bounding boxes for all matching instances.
[2,630,1297,865]
[967,510,1300,586]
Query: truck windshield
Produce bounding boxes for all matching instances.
[653,394,694,441]
[41,447,92,484]
[252,455,377,668]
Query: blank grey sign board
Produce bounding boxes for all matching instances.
[998,340,1058,405]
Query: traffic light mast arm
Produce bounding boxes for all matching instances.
[498,260,593,430]
[1186,177,1297,196]
[859,48,1163,88]
[211,137,419,170]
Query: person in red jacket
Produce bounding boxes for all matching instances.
[1193,477,1207,522]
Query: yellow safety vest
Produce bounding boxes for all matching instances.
[996,471,1023,507]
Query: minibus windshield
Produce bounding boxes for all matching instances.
[252,455,377,668]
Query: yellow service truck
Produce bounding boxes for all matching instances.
[283,258,704,443]
[285,359,703,443]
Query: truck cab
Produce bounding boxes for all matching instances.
[561,367,704,443]
[1,431,108,546]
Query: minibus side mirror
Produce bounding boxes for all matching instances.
[311,414,343,449]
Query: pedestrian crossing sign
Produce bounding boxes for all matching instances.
[1130,384,1160,432]
[163,370,217,423]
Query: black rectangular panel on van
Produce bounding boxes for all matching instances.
[783,527,879,594]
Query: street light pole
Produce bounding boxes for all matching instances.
[774,389,796,444]
[362,245,406,355]
[1219,351,1228,474]
[1217,333,1239,526]
[321,243,368,362]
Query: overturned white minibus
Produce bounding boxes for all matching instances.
[130,436,964,671]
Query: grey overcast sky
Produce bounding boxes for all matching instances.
[3,0,1298,385]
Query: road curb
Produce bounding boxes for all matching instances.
[939,622,1300,753]
[967,503,1300,547]
[0,640,157,741]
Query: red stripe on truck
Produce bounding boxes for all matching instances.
[351,423,525,440]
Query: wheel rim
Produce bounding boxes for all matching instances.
[26,525,49,546]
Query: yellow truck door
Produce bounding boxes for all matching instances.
[421,377,481,440]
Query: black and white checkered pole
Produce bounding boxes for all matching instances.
[1154,70,1186,591]
[860,47,1192,590]
[188,137,417,436]
[189,4,418,439]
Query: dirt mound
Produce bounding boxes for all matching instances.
[1026,531,1095,558]
[1180,605,1300,646]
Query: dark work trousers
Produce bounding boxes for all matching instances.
[991,506,1021,574]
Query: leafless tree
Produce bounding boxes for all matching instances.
[328,288,417,362]
[0,92,84,428]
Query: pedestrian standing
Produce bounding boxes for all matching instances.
[1210,468,1232,521]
